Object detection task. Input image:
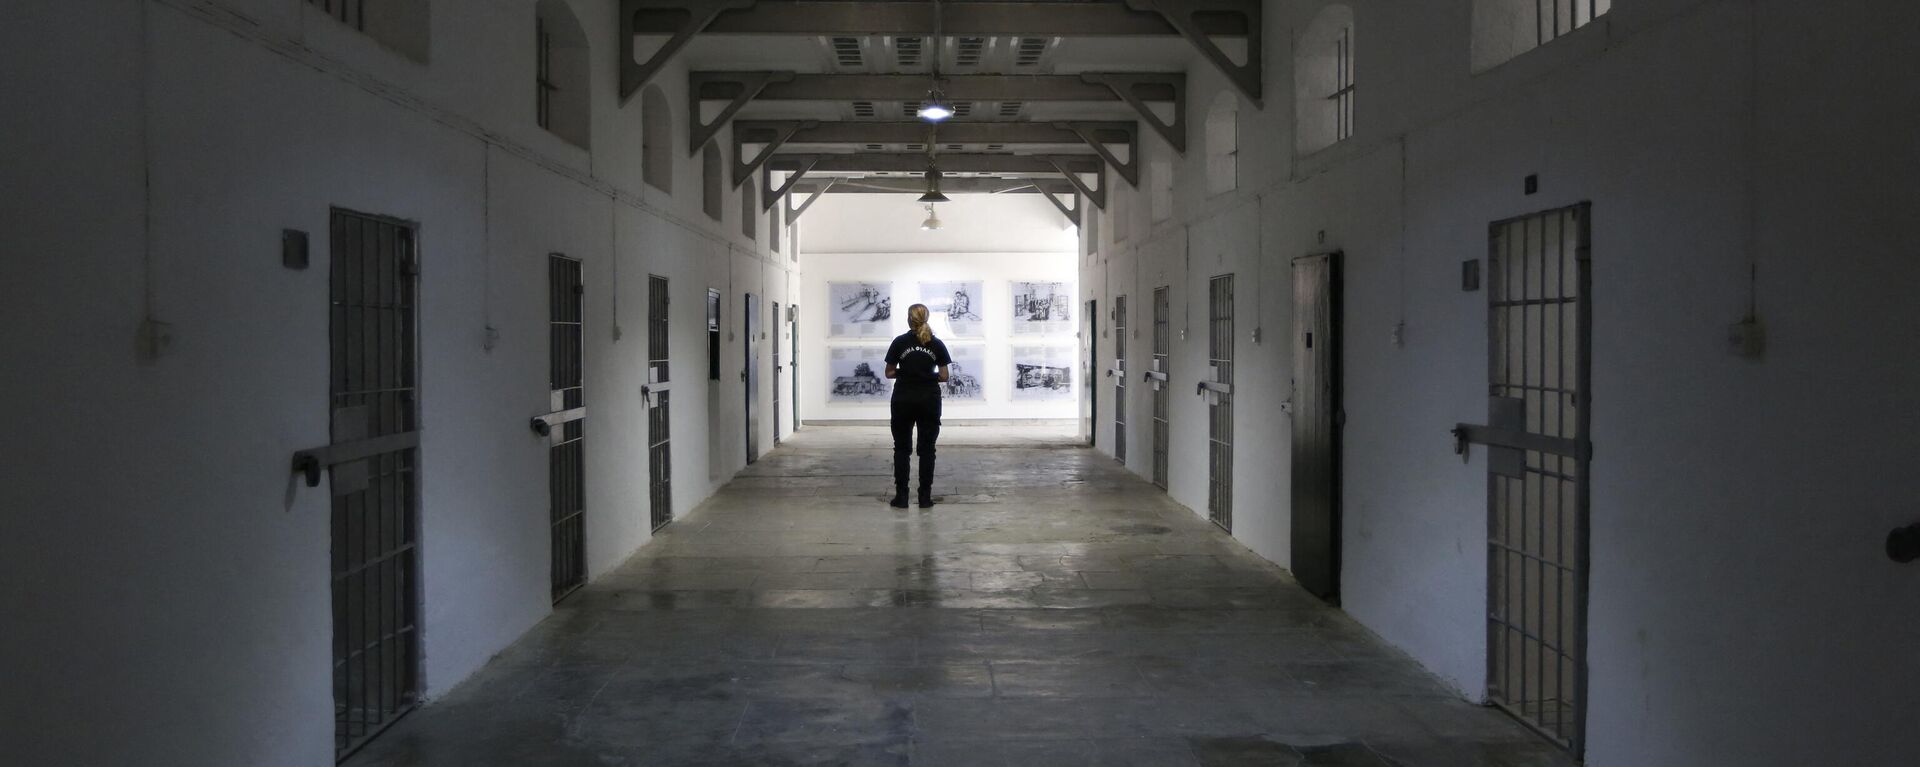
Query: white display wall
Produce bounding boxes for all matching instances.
[801,249,1079,422]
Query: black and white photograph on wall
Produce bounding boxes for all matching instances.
[919,280,985,338]
[1010,345,1074,401]
[941,344,986,401]
[827,346,892,402]
[1011,280,1072,335]
[829,281,894,337]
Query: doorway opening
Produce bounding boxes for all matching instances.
[545,255,587,602]
[646,275,673,531]
[1291,253,1342,602]
[325,208,422,760]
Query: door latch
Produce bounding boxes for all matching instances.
[1452,425,1470,458]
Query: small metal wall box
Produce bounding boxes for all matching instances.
[283,229,310,269]
[1463,259,1481,292]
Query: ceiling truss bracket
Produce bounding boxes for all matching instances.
[621,0,754,103]
[688,71,795,155]
[1080,72,1188,154]
[734,120,817,188]
[1059,121,1141,187]
[787,178,838,223]
[1041,190,1082,228]
[1124,0,1263,107]
[762,155,822,212]
[1042,155,1106,211]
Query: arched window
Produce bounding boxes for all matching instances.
[1295,4,1355,156]
[1473,0,1612,72]
[306,0,431,63]
[702,141,724,221]
[641,85,673,193]
[535,0,590,149]
[741,177,758,240]
[1205,92,1238,196]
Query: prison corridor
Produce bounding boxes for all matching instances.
[347,426,1572,767]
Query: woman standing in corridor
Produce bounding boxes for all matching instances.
[884,303,951,508]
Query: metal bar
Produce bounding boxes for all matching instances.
[296,432,422,472]
[532,407,588,429]
[1196,380,1232,395]
[636,2,1249,36]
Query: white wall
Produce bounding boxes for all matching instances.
[799,194,1080,422]
[0,2,789,765]
[1082,1,1920,765]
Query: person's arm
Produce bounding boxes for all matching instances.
[885,364,899,379]
[937,364,950,383]
[935,343,953,383]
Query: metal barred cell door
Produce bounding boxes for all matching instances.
[772,301,782,446]
[646,276,673,531]
[543,255,586,602]
[1111,295,1128,464]
[1149,286,1171,489]
[1085,299,1097,446]
[1459,203,1592,755]
[1204,275,1235,531]
[316,209,421,760]
[743,293,760,464]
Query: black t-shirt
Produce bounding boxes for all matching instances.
[884,332,951,389]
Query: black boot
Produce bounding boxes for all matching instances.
[891,451,911,508]
[918,455,936,508]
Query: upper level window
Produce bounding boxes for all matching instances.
[535,1,590,150]
[1205,92,1239,196]
[641,85,674,193]
[1473,0,1612,72]
[306,0,431,63]
[1295,5,1355,156]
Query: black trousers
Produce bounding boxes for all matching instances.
[890,387,942,490]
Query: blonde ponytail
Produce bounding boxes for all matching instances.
[908,303,934,345]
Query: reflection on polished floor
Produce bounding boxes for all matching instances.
[350,426,1572,766]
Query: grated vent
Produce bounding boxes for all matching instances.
[954,37,987,67]
[830,36,864,68]
[1015,37,1050,67]
[894,36,924,68]
[852,101,877,118]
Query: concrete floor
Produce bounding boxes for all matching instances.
[349,425,1574,766]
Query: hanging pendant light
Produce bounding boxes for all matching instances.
[920,203,944,231]
[917,167,950,204]
[916,90,954,123]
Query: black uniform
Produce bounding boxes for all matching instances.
[884,332,951,495]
